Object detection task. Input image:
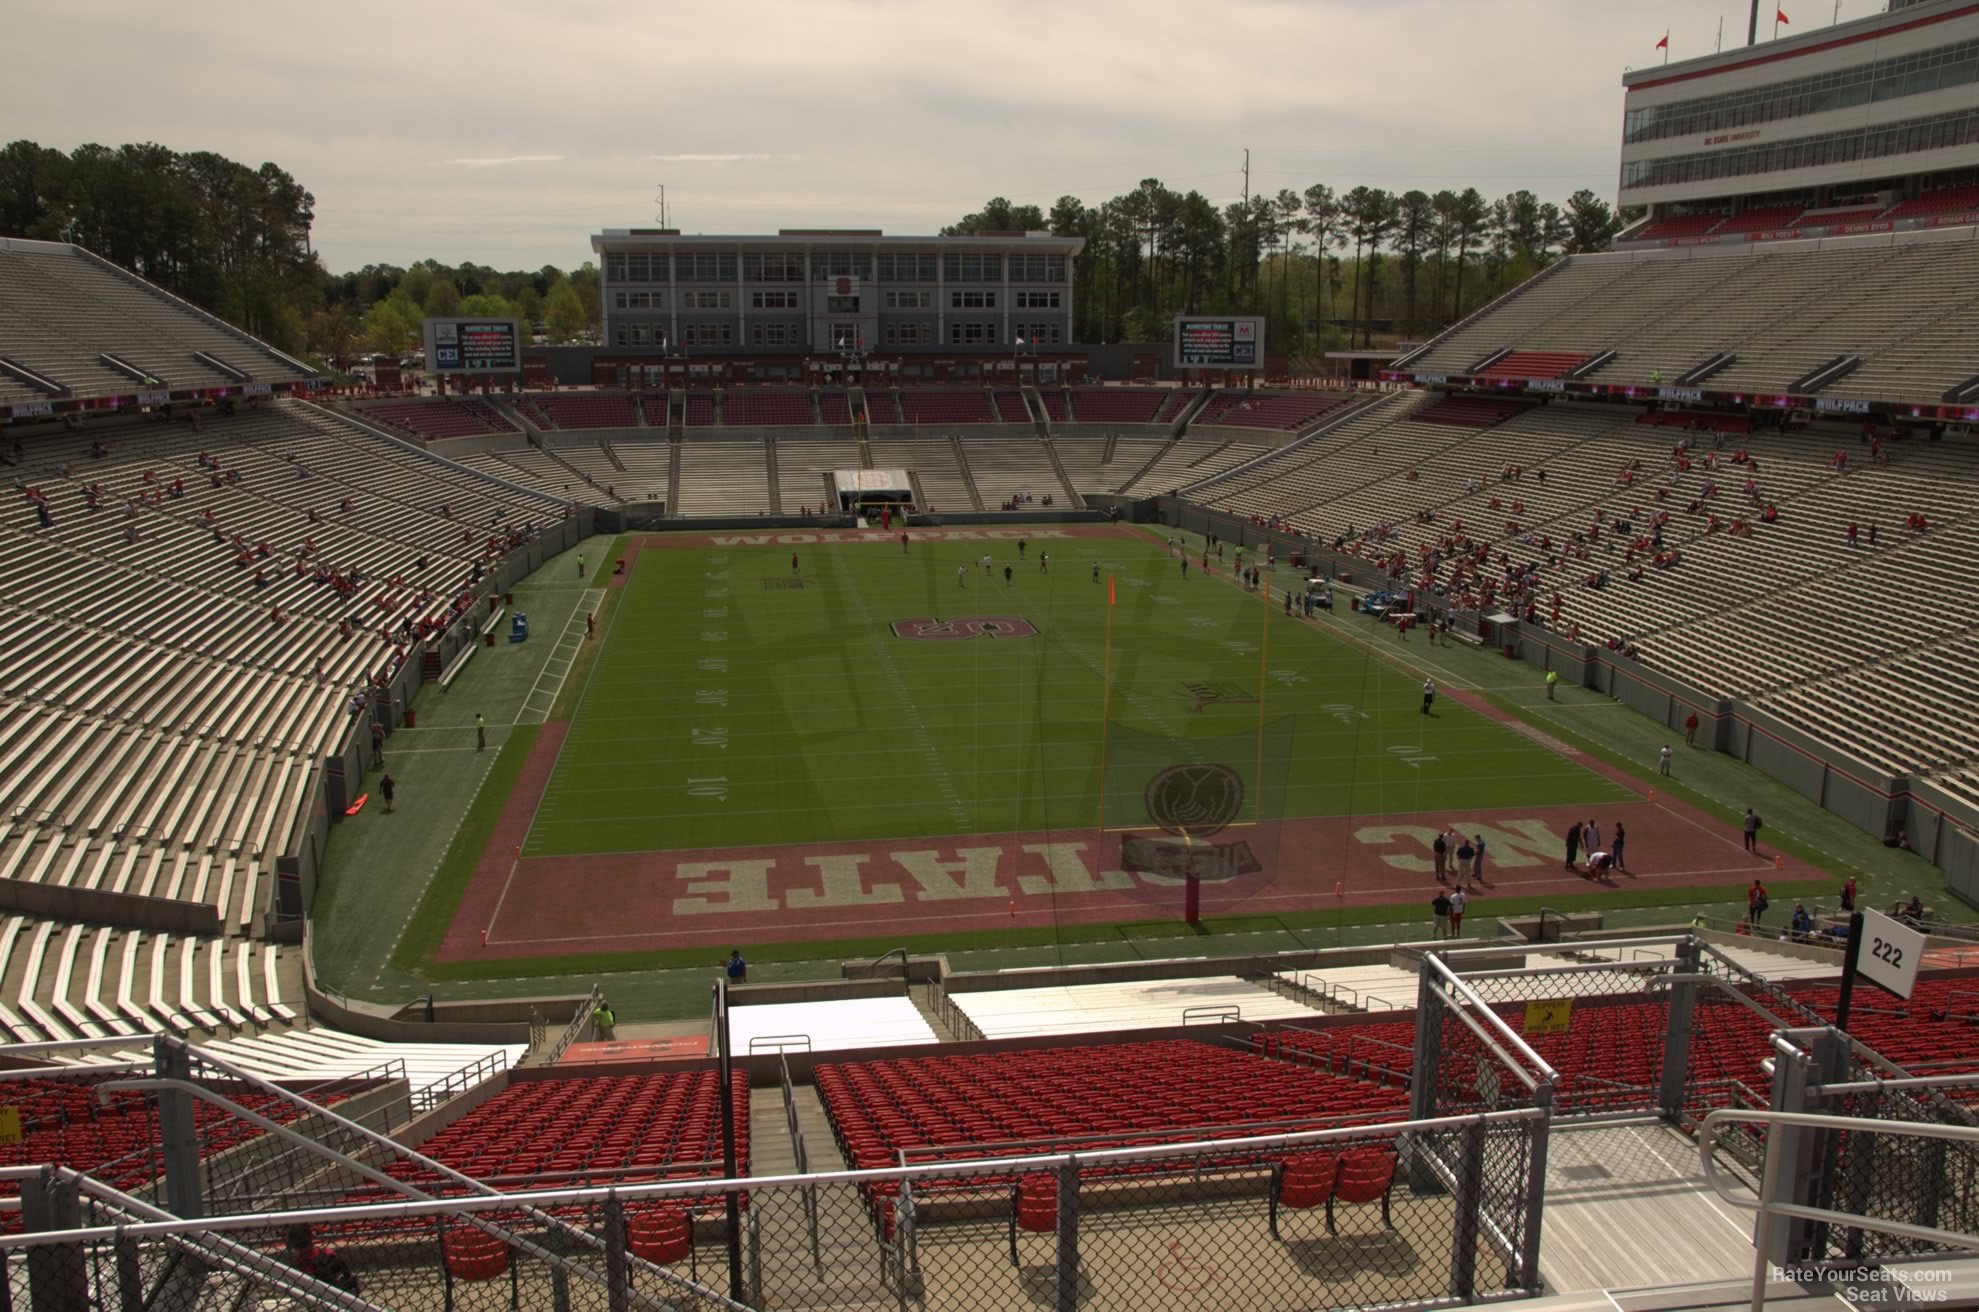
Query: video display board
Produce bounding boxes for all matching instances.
[423,318,522,373]
[1175,316,1263,369]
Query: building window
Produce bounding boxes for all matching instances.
[742,253,804,282]
[615,325,630,346]
[883,322,933,346]
[684,291,731,310]
[750,323,795,346]
[682,322,734,347]
[948,322,997,345]
[941,253,1001,282]
[826,295,860,314]
[1015,322,1062,345]
[829,322,861,350]
[1008,254,1067,283]
[752,290,798,309]
[676,253,737,282]
[1625,38,1979,146]
[883,289,931,309]
[615,291,663,310]
[605,254,628,282]
[877,254,937,282]
[1014,291,1059,309]
[812,253,873,281]
[1621,106,1979,190]
[949,290,996,309]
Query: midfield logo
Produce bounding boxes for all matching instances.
[1180,680,1259,712]
[890,617,1039,640]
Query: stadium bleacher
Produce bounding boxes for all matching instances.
[1193,390,1352,431]
[1068,387,1166,425]
[364,399,517,440]
[517,393,638,431]
[899,388,995,425]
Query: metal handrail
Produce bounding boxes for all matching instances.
[544,983,603,1066]
[747,1033,812,1054]
[1425,951,1560,1086]
[1699,1107,1979,1312]
[0,1103,1547,1248]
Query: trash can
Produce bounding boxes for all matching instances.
[404,708,417,728]
[485,632,496,648]
[1504,644,1517,659]
[505,591,514,606]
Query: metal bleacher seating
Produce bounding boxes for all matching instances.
[1407,229,1979,403]
[675,436,769,515]
[0,401,562,930]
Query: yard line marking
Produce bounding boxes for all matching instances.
[515,587,605,726]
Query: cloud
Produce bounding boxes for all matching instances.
[443,155,564,168]
[642,153,773,163]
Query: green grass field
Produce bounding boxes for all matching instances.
[522,530,1629,857]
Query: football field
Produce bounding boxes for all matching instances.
[525,526,1624,857]
[429,523,1823,965]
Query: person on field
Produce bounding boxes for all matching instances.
[1565,821,1581,870]
[370,719,385,767]
[592,998,616,1040]
[1743,808,1761,853]
[1094,561,1101,584]
[1431,890,1452,940]
[476,713,486,752]
[958,565,967,588]
[1448,888,1467,937]
[1432,829,1449,882]
[578,552,585,578]
[727,949,748,983]
[1004,564,1013,586]
[1421,679,1436,715]
[1546,669,1558,700]
[379,772,396,813]
[1659,744,1673,776]
[791,551,799,574]
[1684,710,1699,746]
[1472,833,1488,884]
[1611,822,1627,873]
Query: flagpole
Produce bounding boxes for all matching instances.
[1664,29,1671,63]
[1717,16,1724,51]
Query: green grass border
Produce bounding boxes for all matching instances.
[391,722,541,972]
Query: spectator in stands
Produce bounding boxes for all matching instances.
[380,772,396,813]
[1790,903,1813,939]
[727,949,748,984]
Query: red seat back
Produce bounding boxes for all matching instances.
[626,1207,691,1264]
[442,1229,509,1282]
[1276,1152,1339,1209]
[1336,1148,1397,1203]
[1016,1174,1057,1233]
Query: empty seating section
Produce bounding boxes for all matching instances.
[0,403,560,921]
[383,1070,749,1194]
[520,394,637,430]
[958,437,1059,507]
[1794,207,1884,228]
[863,391,900,424]
[1632,212,1723,241]
[1068,388,1165,424]
[1124,434,1276,495]
[364,400,515,440]
[0,1072,355,1229]
[0,244,309,397]
[675,438,769,514]
[818,392,853,425]
[1416,396,1534,427]
[1409,236,1979,402]
[900,389,995,424]
[1885,185,1979,219]
[723,390,814,427]
[816,1040,1404,1181]
[683,392,718,426]
[1793,978,1979,1073]
[1193,391,1350,431]
[1714,206,1804,235]
[639,393,670,427]
[1037,390,1068,422]
[775,436,858,512]
[1154,389,1203,423]
[868,435,970,510]
[992,390,1032,423]
[1474,351,1585,381]
[611,440,672,504]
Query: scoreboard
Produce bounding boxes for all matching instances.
[423,318,522,374]
[1174,316,1264,370]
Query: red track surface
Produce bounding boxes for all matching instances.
[434,525,1834,963]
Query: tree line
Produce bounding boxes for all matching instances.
[949,182,1623,353]
[0,140,601,367]
[1,140,1624,369]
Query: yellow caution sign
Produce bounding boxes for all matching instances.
[1523,998,1573,1036]
[0,1107,20,1146]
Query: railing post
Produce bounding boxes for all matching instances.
[1660,937,1701,1121]
[1447,1118,1486,1302]
[715,981,745,1304]
[1517,1081,1554,1295]
[113,1232,144,1312]
[602,1192,629,1312]
[1055,1154,1081,1312]
[153,1035,203,1218]
[19,1170,88,1312]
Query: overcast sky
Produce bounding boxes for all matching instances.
[11,0,1867,273]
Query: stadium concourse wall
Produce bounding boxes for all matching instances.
[1152,496,1979,903]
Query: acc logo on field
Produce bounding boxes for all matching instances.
[890,617,1039,640]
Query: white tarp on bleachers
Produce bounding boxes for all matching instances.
[953,976,1323,1041]
[728,997,938,1054]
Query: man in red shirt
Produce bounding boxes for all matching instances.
[1684,710,1699,747]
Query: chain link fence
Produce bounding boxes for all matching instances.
[1806,1078,1979,1266]
[0,1109,1548,1312]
